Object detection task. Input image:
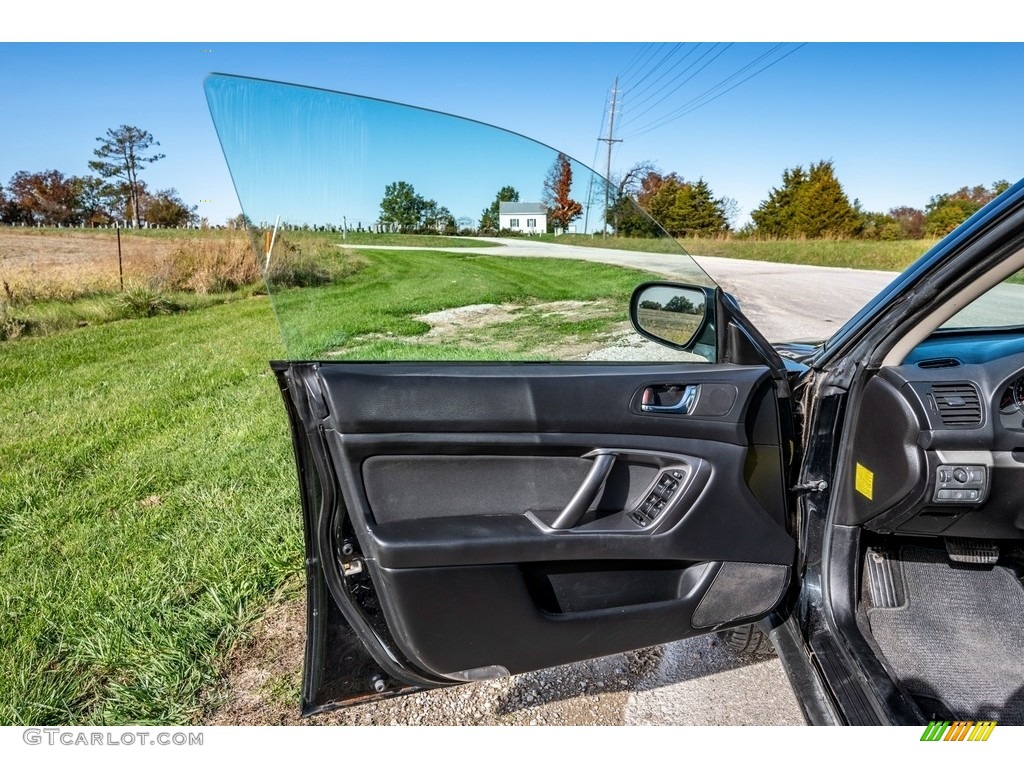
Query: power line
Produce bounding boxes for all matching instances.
[624,43,806,138]
[621,43,683,96]
[617,43,732,131]
[621,44,700,111]
[618,43,656,84]
[622,43,784,137]
[619,43,666,91]
[582,89,610,235]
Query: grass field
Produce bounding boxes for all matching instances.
[330,231,498,248]
[0,246,654,725]
[543,234,939,272]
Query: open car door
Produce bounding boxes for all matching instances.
[206,74,799,715]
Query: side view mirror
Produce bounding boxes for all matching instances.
[630,282,717,362]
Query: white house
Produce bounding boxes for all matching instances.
[498,202,547,234]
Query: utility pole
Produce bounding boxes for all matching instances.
[598,77,622,237]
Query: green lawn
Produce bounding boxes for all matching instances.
[333,232,498,248]
[677,238,938,272]
[0,248,653,725]
[273,248,651,358]
[542,234,939,273]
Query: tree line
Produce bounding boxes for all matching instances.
[611,159,1011,240]
[0,125,197,229]
[378,153,1006,241]
[15,123,1000,241]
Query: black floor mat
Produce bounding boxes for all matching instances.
[867,546,1024,723]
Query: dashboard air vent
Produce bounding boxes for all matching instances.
[917,357,962,369]
[931,382,982,427]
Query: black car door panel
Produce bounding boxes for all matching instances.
[277,360,795,711]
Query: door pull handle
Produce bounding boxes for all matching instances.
[550,451,616,530]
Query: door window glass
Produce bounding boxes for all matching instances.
[205,75,717,361]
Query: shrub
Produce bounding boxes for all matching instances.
[116,287,182,318]
[0,299,30,340]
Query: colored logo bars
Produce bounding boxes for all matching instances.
[921,721,997,741]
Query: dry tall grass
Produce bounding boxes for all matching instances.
[0,227,366,340]
[0,228,359,305]
[152,234,262,294]
[0,229,261,303]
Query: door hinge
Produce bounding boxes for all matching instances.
[341,558,364,577]
[791,480,829,494]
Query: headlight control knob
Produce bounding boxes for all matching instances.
[953,467,970,484]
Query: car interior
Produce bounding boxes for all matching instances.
[834,252,1024,724]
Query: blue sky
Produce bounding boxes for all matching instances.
[2,42,1022,227]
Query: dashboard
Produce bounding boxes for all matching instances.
[998,375,1024,430]
[840,327,1024,540]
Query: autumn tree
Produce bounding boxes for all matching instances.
[888,206,926,239]
[0,179,29,224]
[479,185,519,231]
[542,153,583,233]
[3,170,82,226]
[924,181,1010,237]
[89,125,165,228]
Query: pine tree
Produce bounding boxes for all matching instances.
[752,161,858,238]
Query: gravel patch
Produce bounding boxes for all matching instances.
[205,590,657,726]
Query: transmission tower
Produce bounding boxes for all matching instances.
[597,78,622,237]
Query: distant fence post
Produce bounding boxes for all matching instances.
[116,223,124,291]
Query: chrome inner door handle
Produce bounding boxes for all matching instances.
[641,384,700,414]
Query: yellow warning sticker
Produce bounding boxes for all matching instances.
[855,463,874,500]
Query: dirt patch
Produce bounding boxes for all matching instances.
[339,299,626,361]
[204,587,659,726]
[413,300,606,340]
[414,303,520,338]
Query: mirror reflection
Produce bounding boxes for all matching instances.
[633,285,708,348]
